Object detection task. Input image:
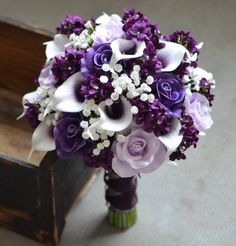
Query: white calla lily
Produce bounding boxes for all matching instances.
[158,119,183,154]
[53,72,85,112]
[110,39,146,67]
[88,96,133,139]
[44,34,70,62]
[32,115,56,152]
[157,41,188,72]
[98,96,133,131]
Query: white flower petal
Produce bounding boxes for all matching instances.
[44,34,69,61]
[32,115,55,151]
[110,39,146,67]
[194,67,214,82]
[98,96,133,132]
[196,42,204,50]
[187,52,198,62]
[96,13,122,24]
[157,41,187,72]
[23,91,40,105]
[53,72,85,112]
[158,119,183,153]
[199,131,206,136]
[88,96,133,139]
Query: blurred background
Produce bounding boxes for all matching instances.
[0,0,236,245]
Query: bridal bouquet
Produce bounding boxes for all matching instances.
[21,8,215,228]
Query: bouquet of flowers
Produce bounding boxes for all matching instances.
[21,8,215,228]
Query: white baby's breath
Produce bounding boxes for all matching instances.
[100,75,109,83]
[131,106,139,114]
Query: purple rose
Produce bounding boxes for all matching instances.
[54,113,90,159]
[92,21,124,45]
[155,73,185,114]
[112,128,167,177]
[185,93,213,132]
[81,43,112,77]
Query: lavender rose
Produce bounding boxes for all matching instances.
[155,73,185,114]
[54,113,91,159]
[81,43,112,77]
[38,59,56,87]
[185,93,213,132]
[92,21,124,45]
[112,128,167,177]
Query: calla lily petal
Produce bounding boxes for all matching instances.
[157,41,187,72]
[32,115,55,151]
[44,34,69,61]
[97,96,133,132]
[158,119,183,153]
[87,96,133,140]
[110,39,146,67]
[53,72,85,112]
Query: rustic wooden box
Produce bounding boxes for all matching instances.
[0,19,96,245]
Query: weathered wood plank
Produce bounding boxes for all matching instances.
[0,87,28,131]
[0,19,98,246]
[0,20,51,95]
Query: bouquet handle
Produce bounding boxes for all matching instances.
[104,171,137,228]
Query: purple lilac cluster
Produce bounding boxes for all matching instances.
[23,9,215,178]
[80,75,114,103]
[56,15,86,36]
[164,31,199,54]
[122,8,161,48]
[52,48,85,86]
[164,31,199,77]
[141,42,164,78]
[199,78,215,106]
[131,98,172,137]
[24,103,40,129]
[84,148,114,170]
[170,109,199,160]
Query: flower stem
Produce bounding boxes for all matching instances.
[108,207,137,228]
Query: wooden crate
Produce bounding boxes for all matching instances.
[0,19,96,245]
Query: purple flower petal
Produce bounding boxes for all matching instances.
[112,157,137,178]
[112,127,168,178]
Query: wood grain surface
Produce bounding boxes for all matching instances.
[0,19,97,245]
[0,20,51,95]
